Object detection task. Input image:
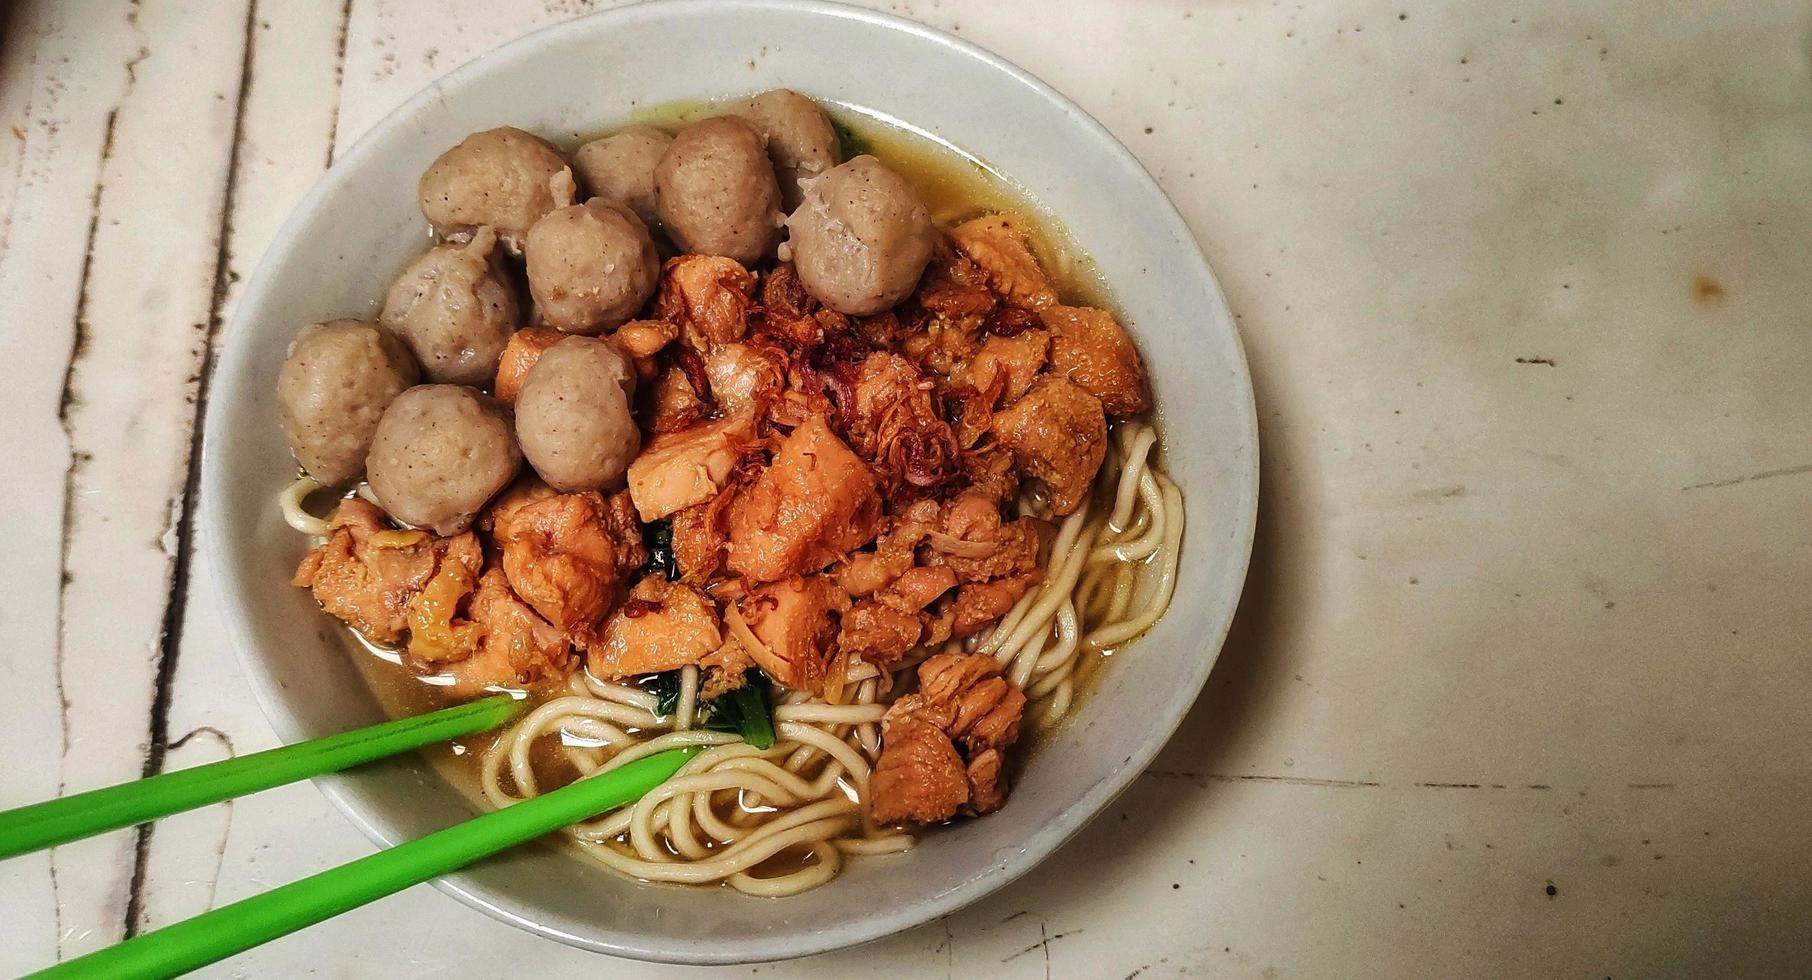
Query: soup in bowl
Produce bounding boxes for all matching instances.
[202,0,1255,963]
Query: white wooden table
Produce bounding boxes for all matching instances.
[4,1,1810,976]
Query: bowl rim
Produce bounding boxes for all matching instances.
[201,0,1258,964]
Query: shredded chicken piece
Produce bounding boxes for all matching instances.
[698,642,755,700]
[948,214,1058,310]
[832,492,1033,652]
[655,254,756,350]
[489,489,645,634]
[920,652,1024,751]
[931,493,1040,582]
[901,249,994,377]
[870,713,969,824]
[482,477,557,528]
[952,575,1034,636]
[588,577,725,679]
[871,653,1026,824]
[670,499,729,582]
[726,415,882,582]
[843,352,961,497]
[443,566,573,695]
[834,499,935,596]
[627,415,757,521]
[647,364,711,433]
[493,328,564,405]
[610,318,680,380]
[1041,305,1151,416]
[886,565,958,610]
[838,599,924,667]
[737,575,849,692]
[990,377,1107,516]
[293,499,478,646]
[838,561,959,666]
[961,328,1049,408]
[913,247,996,321]
[703,341,787,418]
[402,533,484,662]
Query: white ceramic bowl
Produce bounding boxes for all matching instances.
[202,0,1256,964]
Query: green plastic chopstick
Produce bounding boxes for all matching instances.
[31,746,698,980]
[0,694,522,860]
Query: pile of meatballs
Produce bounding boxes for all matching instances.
[277,90,937,530]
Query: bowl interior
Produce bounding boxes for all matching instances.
[202,0,1256,964]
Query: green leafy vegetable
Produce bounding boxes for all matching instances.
[713,674,777,749]
[641,519,679,581]
[637,670,775,749]
[641,671,683,716]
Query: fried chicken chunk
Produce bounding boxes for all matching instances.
[948,214,1057,311]
[588,577,724,679]
[1041,305,1151,416]
[489,488,647,634]
[492,327,564,405]
[654,254,757,350]
[293,499,480,646]
[990,377,1106,516]
[928,493,1040,583]
[951,576,1034,636]
[844,352,960,496]
[833,493,1037,658]
[737,574,849,692]
[670,499,730,582]
[837,600,925,667]
[626,415,757,521]
[727,415,882,582]
[871,653,1026,824]
[961,328,1049,408]
[442,567,573,695]
[703,341,787,418]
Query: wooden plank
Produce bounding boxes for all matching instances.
[133,0,350,932]
[0,0,151,971]
[0,0,255,968]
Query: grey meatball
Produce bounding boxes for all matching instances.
[514,336,639,492]
[655,116,782,265]
[784,155,935,315]
[277,319,419,486]
[379,227,520,385]
[572,125,672,230]
[366,385,521,534]
[524,200,659,335]
[729,89,840,210]
[418,127,575,253]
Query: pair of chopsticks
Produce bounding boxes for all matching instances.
[0,695,697,979]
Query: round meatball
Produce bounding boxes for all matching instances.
[784,155,936,315]
[379,226,519,385]
[571,125,672,230]
[366,385,521,534]
[730,89,840,210]
[277,319,418,487]
[524,200,659,335]
[514,336,639,492]
[418,127,574,252]
[655,116,782,265]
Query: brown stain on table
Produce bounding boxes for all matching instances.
[1691,274,1724,303]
